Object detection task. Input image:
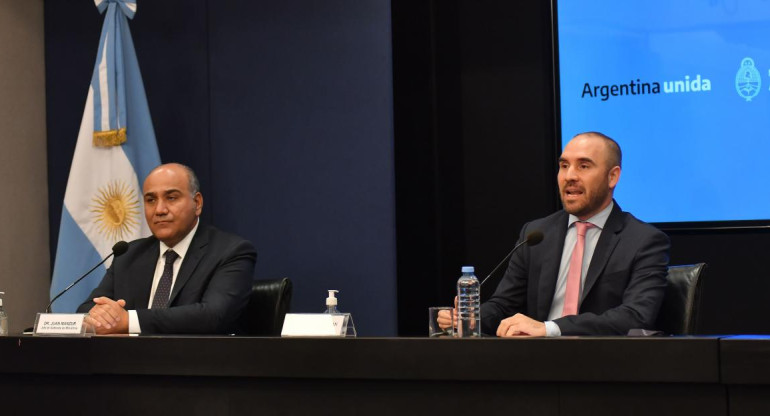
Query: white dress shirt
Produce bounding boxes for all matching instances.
[128,220,199,334]
[544,201,613,337]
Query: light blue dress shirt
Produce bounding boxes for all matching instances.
[544,201,614,337]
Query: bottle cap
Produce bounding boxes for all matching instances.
[462,266,474,273]
[326,290,339,306]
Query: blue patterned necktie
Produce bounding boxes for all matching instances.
[151,249,178,309]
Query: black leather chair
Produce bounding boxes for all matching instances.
[239,278,293,336]
[654,263,706,335]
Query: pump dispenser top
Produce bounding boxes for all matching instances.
[326,290,338,306]
[324,290,341,314]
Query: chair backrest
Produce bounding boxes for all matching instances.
[655,263,706,335]
[240,278,293,336]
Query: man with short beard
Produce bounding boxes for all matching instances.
[479,132,670,336]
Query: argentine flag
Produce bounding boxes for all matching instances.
[50,0,160,312]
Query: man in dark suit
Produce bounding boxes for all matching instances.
[78,163,257,334]
[443,132,669,336]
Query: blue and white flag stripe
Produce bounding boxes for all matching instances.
[50,0,160,312]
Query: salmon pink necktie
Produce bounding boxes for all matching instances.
[562,221,594,317]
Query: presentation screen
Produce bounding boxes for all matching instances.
[556,0,770,225]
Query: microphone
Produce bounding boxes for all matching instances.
[479,231,544,287]
[46,241,129,313]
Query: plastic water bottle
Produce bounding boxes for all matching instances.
[0,292,8,336]
[457,266,480,337]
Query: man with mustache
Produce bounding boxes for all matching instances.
[444,132,670,336]
[78,163,257,334]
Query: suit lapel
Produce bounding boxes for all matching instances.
[134,239,160,308]
[169,225,208,305]
[537,212,568,319]
[581,203,625,302]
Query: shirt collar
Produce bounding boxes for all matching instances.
[158,218,200,260]
[567,200,614,230]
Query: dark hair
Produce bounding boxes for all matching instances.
[574,131,622,168]
[178,163,200,195]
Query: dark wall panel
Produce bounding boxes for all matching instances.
[132,0,211,225]
[392,0,466,335]
[457,0,558,294]
[207,0,397,335]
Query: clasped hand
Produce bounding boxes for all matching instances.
[84,297,129,334]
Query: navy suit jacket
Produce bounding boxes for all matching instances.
[480,202,670,335]
[77,224,257,334]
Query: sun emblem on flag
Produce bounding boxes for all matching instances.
[91,180,141,241]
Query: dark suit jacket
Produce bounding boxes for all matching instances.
[481,202,670,335]
[77,224,257,334]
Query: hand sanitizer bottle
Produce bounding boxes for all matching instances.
[0,292,8,336]
[322,290,356,336]
[323,290,341,314]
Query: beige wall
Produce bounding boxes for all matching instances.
[0,0,50,332]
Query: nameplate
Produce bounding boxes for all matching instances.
[281,313,348,337]
[33,313,91,336]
